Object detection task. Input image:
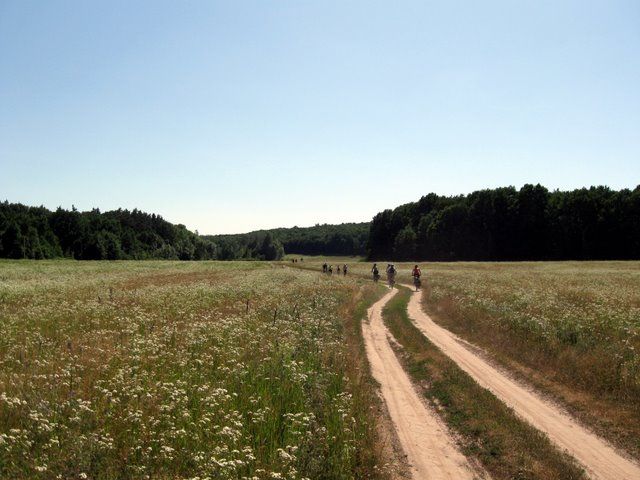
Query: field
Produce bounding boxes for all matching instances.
[421,262,640,455]
[0,260,388,480]
[301,259,640,396]
[297,258,640,457]
[422,262,640,396]
[2,258,639,479]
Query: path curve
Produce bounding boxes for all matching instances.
[403,286,640,480]
[363,288,481,480]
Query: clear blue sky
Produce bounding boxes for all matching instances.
[1,1,639,234]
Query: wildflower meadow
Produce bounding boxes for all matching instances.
[0,260,383,480]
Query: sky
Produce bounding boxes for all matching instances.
[1,1,639,234]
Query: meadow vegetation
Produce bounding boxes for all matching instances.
[422,261,640,455]
[0,260,387,480]
[2,256,638,478]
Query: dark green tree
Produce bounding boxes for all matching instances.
[393,225,417,260]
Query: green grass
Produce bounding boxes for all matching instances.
[382,286,585,480]
[0,260,388,480]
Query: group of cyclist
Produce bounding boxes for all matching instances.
[320,261,422,289]
[371,263,422,290]
[322,263,349,276]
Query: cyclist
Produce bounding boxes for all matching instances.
[386,264,396,288]
[371,263,380,282]
[412,264,422,291]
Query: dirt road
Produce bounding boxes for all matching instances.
[404,287,640,480]
[363,288,482,480]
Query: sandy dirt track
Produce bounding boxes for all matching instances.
[404,287,640,480]
[363,288,481,480]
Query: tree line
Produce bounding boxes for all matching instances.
[205,222,369,258]
[367,184,640,261]
[203,232,285,261]
[0,202,295,261]
[0,202,219,260]
[6,184,637,262]
[0,202,366,261]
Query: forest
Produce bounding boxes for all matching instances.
[205,222,369,259]
[367,184,640,261]
[0,202,219,260]
[0,203,348,261]
[3,184,639,261]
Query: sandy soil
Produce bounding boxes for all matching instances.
[363,288,482,480]
[404,287,640,480]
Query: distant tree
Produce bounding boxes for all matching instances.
[393,225,417,260]
[153,244,178,260]
[259,233,284,260]
[367,210,394,260]
[512,184,549,259]
[1,221,23,258]
[428,203,469,260]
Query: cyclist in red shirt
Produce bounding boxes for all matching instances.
[412,265,422,291]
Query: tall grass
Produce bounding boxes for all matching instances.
[422,262,640,399]
[0,260,386,480]
[420,261,640,456]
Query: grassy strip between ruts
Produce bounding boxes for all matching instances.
[382,286,585,480]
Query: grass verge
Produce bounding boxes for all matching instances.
[383,286,585,480]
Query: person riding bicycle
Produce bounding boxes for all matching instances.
[371,263,380,282]
[412,265,421,279]
[386,264,397,288]
[412,264,422,291]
